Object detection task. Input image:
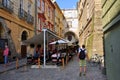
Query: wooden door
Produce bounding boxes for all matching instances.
[21,45,27,58]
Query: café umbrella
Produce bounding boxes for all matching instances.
[49,39,69,44]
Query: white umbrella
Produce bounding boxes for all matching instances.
[49,39,69,44]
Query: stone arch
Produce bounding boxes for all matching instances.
[64,31,79,44]
[18,29,29,41]
[21,30,28,58]
[20,29,29,57]
[21,30,28,41]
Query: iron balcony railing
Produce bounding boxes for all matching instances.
[27,13,34,24]
[0,0,14,13]
[18,8,27,20]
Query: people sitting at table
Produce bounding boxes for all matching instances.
[51,50,61,65]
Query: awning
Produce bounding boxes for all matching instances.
[49,39,70,44]
[22,28,64,67]
[23,28,62,45]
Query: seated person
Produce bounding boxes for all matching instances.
[33,52,39,59]
[51,50,61,65]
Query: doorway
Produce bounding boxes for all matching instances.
[21,31,28,58]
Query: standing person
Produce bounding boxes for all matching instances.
[78,44,89,76]
[3,45,9,67]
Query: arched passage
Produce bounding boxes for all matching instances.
[64,31,79,45]
[21,31,28,58]
[21,31,28,41]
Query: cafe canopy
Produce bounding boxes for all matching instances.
[49,39,70,44]
[22,28,65,67]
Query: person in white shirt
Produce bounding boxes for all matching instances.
[78,44,89,76]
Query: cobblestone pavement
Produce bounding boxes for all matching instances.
[0,56,107,80]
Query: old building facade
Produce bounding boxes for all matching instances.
[102,0,120,80]
[54,2,67,38]
[62,9,79,44]
[0,0,35,62]
[37,0,55,33]
[77,0,103,57]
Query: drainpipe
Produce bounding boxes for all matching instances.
[35,0,37,35]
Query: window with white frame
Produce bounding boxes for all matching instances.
[37,0,40,8]
[38,18,41,30]
[68,21,72,27]
[87,3,89,20]
[3,0,10,7]
[41,0,44,13]
[20,0,23,9]
[28,1,31,14]
[48,6,50,18]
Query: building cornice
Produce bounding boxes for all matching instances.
[103,14,120,33]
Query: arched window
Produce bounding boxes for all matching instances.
[21,31,28,41]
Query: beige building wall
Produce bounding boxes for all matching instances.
[54,2,65,38]
[62,9,78,38]
[77,0,103,58]
[102,0,120,79]
[0,0,35,57]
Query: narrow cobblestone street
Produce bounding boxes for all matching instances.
[0,56,107,80]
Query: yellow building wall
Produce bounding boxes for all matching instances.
[54,2,64,38]
[0,0,35,52]
[102,0,120,28]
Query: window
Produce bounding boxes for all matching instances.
[68,21,72,27]
[37,0,40,8]
[87,3,89,20]
[28,1,31,14]
[19,0,24,16]
[38,18,41,30]
[48,7,50,18]
[3,0,10,7]
[41,0,44,13]
[50,9,53,20]
[20,0,23,9]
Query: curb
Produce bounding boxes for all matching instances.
[0,64,27,74]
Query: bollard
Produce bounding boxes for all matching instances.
[62,58,64,68]
[38,57,40,68]
[16,58,18,69]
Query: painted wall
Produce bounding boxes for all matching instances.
[104,21,120,80]
[102,0,120,28]
[102,0,120,79]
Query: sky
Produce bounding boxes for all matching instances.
[56,0,78,9]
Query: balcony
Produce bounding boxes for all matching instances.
[0,0,14,13]
[27,13,34,24]
[18,8,27,20]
